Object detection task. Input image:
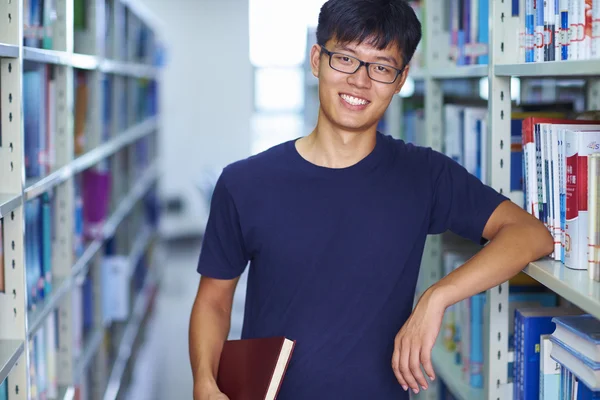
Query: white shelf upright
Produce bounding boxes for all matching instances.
[0,0,28,398]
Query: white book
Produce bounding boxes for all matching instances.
[540,334,561,399]
[570,0,578,59]
[565,128,600,270]
[101,256,131,322]
[593,0,600,58]
[553,314,600,362]
[443,104,465,166]
[550,336,600,390]
[551,125,562,260]
[547,124,597,261]
[540,124,550,232]
[462,107,487,179]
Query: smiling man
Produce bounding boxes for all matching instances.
[189,1,554,399]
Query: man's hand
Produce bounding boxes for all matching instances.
[391,288,445,394]
[194,383,230,400]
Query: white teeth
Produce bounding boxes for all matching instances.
[341,94,368,106]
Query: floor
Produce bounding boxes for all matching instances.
[126,236,248,400]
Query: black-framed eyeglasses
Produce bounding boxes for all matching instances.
[320,46,405,84]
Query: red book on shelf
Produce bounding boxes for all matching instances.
[217,336,296,400]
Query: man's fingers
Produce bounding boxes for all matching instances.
[391,342,408,391]
[409,345,428,392]
[420,341,436,382]
[399,340,419,393]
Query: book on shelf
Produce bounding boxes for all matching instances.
[589,154,600,280]
[514,307,583,400]
[511,0,600,63]
[447,0,490,66]
[521,117,600,271]
[217,337,296,400]
[540,334,561,399]
[0,378,6,400]
[439,250,564,390]
[548,314,600,397]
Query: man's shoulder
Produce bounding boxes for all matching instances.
[381,134,441,168]
[220,139,294,187]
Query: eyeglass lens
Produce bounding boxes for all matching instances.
[329,53,398,83]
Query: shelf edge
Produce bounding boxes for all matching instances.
[0,340,25,384]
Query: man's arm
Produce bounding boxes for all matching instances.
[391,200,554,394]
[189,275,240,400]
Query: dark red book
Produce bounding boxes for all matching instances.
[217,337,296,400]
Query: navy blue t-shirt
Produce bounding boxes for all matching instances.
[197,132,507,399]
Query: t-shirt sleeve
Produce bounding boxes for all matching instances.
[196,171,249,279]
[427,148,509,243]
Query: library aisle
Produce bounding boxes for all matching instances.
[127,238,247,400]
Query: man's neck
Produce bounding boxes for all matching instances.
[295,116,378,169]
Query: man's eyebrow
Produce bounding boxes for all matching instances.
[338,45,400,67]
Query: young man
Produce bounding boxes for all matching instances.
[189,0,553,398]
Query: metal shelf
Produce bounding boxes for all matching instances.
[0,43,18,58]
[70,53,100,70]
[523,259,600,319]
[74,328,106,382]
[495,60,600,77]
[100,60,157,79]
[431,344,483,400]
[71,118,157,175]
[23,47,72,65]
[25,117,157,201]
[26,163,157,338]
[0,340,24,384]
[0,193,21,219]
[103,275,156,400]
[22,47,158,76]
[27,277,72,339]
[429,64,488,79]
[25,167,73,201]
[127,227,154,278]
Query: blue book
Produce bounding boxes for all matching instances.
[0,377,7,400]
[526,0,535,62]
[477,0,489,64]
[550,335,600,393]
[515,307,581,399]
[511,119,524,193]
[560,0,569,60]
[552,314,600,363]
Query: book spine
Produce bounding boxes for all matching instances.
[584,0,593,59]
[527,0,535,61]
[535,0,546,61]
[562,0,571,59]
[588,154,600,280]
[570,0,577,59]
[565,130,580,268]
[593,0,600,58]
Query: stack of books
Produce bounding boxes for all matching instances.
[550,314,600,399]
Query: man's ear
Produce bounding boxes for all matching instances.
[310,44,322,79]
[394,65,410,95]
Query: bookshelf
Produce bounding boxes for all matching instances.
[386,0,600,399]
[0,0,163,399]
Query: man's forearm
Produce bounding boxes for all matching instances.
[426,221,554,309]
[189,299,231,393]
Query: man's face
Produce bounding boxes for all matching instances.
[310,37,408,133]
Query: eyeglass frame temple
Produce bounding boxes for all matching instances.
[319,45,406,83]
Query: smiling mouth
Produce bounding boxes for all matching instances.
[339,93,370,107]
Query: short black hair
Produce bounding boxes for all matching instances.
[316,0,422,68]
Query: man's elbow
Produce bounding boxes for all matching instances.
[530,222,554,261]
